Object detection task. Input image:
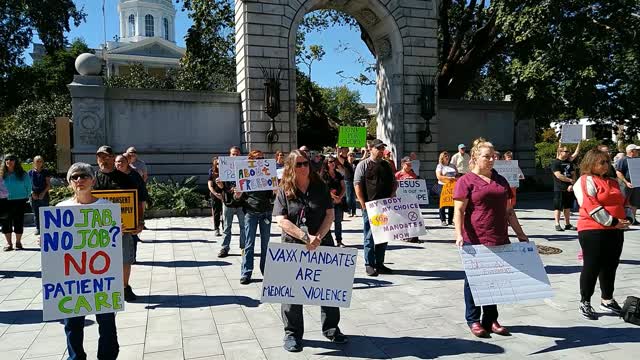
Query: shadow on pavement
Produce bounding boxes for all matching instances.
[526,234,578,242]
[392,269,465,281]
[510,325,640,354]
[348,243,423,250]
[143,294,260,309]
[0,270,41,278]
[353,277,393,290]
[148,239,213,244]
[0,309,94,325]
[150,227,212,232]
[544,265,582,274]
[620,259,640,265]
[136,260,231,268]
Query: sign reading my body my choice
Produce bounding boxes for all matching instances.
[235,159,278,192]
[366,196,426,243]
[261,243,358,307]
[40,204,124,321]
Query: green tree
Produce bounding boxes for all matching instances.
[296,70,336,149]
[320,86,370,126]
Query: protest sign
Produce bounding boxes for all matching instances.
[439,180,456,207]
[337,126,367,148]
[460,242,554,306]
[235,159,278,192]
[92,190,138,232]
[411,160,421,175]
[493,160,522,188]
[219,156,248,181]
[40,204,124,321]
[261,243,358,307]
[397,179,429,205]
[559,124,582,144]
[628,158,640,188]
[365,196,426,243]
[277,168,284,180]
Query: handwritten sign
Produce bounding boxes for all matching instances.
[219,156,248,181]
[261,243,358,307]
[559,124,582,144]
[365,196,426,243]
[411,160,420,175]
[397,179,429,205]
[493,160,522,188]
[628,158,640,188]
[40,204,124,321]
[235,159,278,192]
[460,242,554,306]
[439,180,456,207]
[337,126,367,148]
[92,190,138,232]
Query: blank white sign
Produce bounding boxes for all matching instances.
[559,124,582,144]
[628,158,640,188]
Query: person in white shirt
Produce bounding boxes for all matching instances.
[450,144,471,174]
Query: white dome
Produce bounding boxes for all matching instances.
[118,0,176,43]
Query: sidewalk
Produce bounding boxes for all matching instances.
[1,202,639,359]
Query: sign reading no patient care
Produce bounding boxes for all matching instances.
[40,204,124,321]
[235,159,278,192]
[261,243,358,308]
[337,126,367,148]
[366,196,426,243]
[92,189,138,232]
[397,179,429,204]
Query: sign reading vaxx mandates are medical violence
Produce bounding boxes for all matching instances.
[40,204,124,321]
[366,196,426,243]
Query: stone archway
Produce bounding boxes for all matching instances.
[235,0,439,172]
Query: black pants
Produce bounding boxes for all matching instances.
[439,206,453,223]
[211,197,222,230]
[579,229,624,302]
[281,304,341,340]
[2,198,27,234]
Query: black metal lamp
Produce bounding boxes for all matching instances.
[417,73,436,144]
[260,66,282,144]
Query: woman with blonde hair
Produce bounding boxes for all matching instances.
[435,151,457,226]
[453,138,529,338]
[273,150,347,352]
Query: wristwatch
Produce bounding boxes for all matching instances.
[301,232,310,244]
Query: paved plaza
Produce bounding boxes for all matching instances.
[1,199,639,360]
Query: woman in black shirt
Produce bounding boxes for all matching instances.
[320,156,346,247]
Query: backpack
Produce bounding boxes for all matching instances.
[620,296,640,325]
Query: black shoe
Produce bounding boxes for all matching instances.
[240,276,251,285]
[441,221,448,226]
[326,332,348,344]
[217,248,229,258]
[283,336,302,352]
[34,230,40,235]
[564,224,575,230]
[365,266,378,277]
[124,285,137,302]
[214,229,221,237]
[579,301,598,320]
[600,299,622,315]
[377,264,393,274]
[555,225,564,232]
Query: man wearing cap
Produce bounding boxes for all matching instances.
[95,145,142,302]
[616,144,640,224]
[354,139,398,276]
[451,144,471,174]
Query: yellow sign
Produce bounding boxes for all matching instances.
[439,180,456,208]
[92,189,139,232]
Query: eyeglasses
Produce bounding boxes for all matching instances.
[70,174,91,181]
[295,161,310,168]
[328,160,335,164]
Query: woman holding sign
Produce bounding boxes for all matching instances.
[273,150,348,352]
[453,139,529,338]
[57,162,120,360]
[435,152,457,227]
[320,155,346,247]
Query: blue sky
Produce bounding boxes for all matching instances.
[25,0,376,103]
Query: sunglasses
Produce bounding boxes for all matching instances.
[328,160,335,164]
[70,173,91,181]
[295,161,310,168]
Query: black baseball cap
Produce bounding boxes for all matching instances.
[96,145,114,155]
[370,139,387,149]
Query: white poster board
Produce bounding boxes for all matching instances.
[365,196,427,243]
[235,159,278,192]
[397,179,429,204]
[411,160,421,175]
[219,156,248,181]
[460,242,554,306]
[40,204,124,321]
[559,124,582,144]
[276,168,284,180]
[261,243,358,307]
[493,160,522,188]
[628,158,640,188]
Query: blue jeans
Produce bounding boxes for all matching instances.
[362,209,387,266]
[344,182,356,215]
[31,196,49,234]
[464,276,498,327]
[64,313,118,360]
[222,205,245,250]
[333,203,343,242]
[241,211,271,278]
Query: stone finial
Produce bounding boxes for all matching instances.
[75,53,102,76]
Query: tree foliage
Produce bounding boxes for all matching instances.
[296,70,336,149]
[320,86,370,127]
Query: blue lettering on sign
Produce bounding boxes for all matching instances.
[301,286,348,302]
[268,248,298,262]
[42,277,116,300]
[43,208,74,229]
[42,231,74,252]
[262,285,295,298]
[294,267,322,282]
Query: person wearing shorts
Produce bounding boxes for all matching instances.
[551,144,579,231]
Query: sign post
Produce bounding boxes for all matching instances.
[365,196,426,242]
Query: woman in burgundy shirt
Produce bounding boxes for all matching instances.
[453,139,529,338]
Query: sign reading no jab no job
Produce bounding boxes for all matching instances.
[40,204,124,321]
[366,196,426,243]
[261,243,358,307]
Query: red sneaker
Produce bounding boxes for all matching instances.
[469,322,489,338]
[490,321,510,336]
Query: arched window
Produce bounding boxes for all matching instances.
[145,14,154,37]
[163,18,169,40]
[128,14,135,37]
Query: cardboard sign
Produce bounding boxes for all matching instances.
[261,243,358,308]
[628,158,640,188]
[411,160,421,175]
[92,190,138,232]
[277,168,284,180]
[337,126,367,148]
[559,124,582,144]
[219,156,248,181]
[397,179,429,204]
[493,160,522,188]
[235,159,278,192]
[365,196,426,243]
[460,242,554,306]
[439,180,456,207]
[40,204,124,321]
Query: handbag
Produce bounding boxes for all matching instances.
[621,296,640,326]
